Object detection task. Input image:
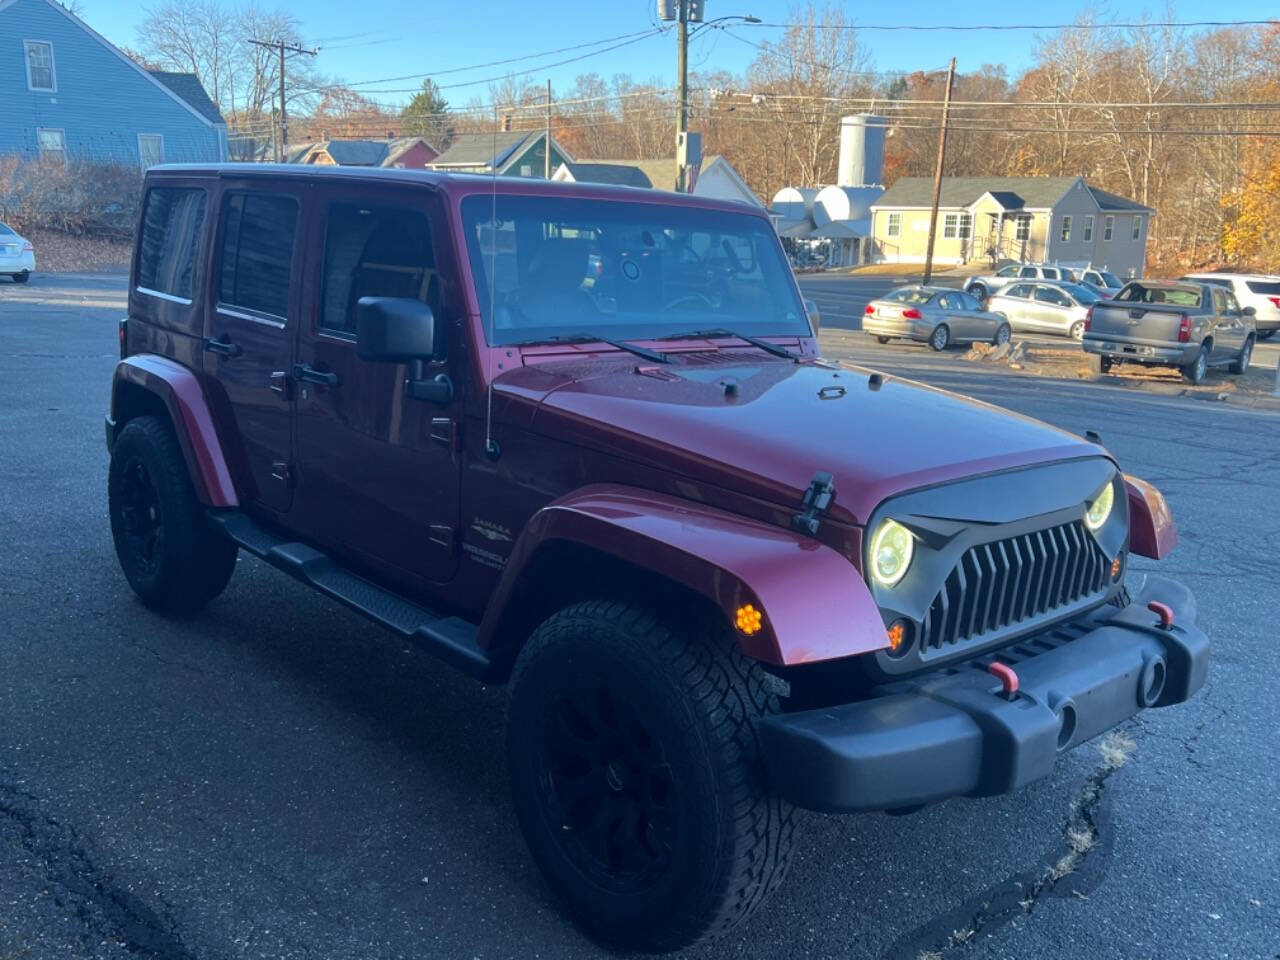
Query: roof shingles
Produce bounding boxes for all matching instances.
[147,71,225,125]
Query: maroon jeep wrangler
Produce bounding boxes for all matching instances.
[106,165,1207,951]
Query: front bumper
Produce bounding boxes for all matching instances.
[760,575,1208,813]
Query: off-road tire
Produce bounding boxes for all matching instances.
[929,324,950,351]
[507,600,796,952]
[108,415,237,614]
[1182,344,1209,385]
[1089,353,1112,375]
[1228,336,1254,375]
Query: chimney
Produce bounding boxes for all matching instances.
[837,114,886,187]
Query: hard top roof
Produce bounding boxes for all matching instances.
[146,163,765,218]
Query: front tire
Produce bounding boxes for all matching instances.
[876,335,891,344]
[1089,353,1112,374]
[108,415,237,614]
[507,601,795,952]
[992,323,1011,346]
[967,283,987,301]
[1069,319,1085,341]
[1229,336,1254,374]
[930,324,950,351]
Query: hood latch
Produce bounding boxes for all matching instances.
[792,471,836,536]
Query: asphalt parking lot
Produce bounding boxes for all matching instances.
[1,272,1277,960]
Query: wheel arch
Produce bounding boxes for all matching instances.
[477,485,888,683]
[108,355,238,507]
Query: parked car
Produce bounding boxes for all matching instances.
[105,165,1208,952]
[1078,267,1124,298]
[1179,272,1280,340]
[0,221,34,282]
[965,263,1075,300]
[864,285,1010,350]
[985,280,1101,340]
[1082,279,1256,383]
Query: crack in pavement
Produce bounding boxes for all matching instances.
[885,728,1143,960]
[0,771,198,960]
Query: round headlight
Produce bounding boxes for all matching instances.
[1085,482,1115,531]
[869,519,914,587]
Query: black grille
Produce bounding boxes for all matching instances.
[918,520,1110,652]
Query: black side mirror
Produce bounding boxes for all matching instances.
[356,296,453,404]
[356,296,438,362]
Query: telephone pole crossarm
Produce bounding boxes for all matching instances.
[248,38,317,163]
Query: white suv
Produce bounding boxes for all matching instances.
[965,263,1076,300]
[1179,273,1280,339]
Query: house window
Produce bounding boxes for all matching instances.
[138,134,164,169]
[1132,216,1143,241]
[943,213,958,239]
[1015,214,1031,241]
[520,164,533,177]
[137,187,206,301]
[36,128,65,161]
[1104,215,1115,241]
[218,193,299,319]
[886,213,901,237]
[25,41,55,92]
[958,212,972,239]
[1060,216,1072,242]
[1083,216,1094,242]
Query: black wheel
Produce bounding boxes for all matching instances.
[12,270,29,284]
[929,324,950,351]
[1229,336,1254,374]
[967,283,987,301]
[507,601,796,952]
[1182,344,1209,385]
[876,335,891,344]
[1089,354,1112,374]
[1069,319,1085,341]
[992,323,1011,346]
[108,415,237,613]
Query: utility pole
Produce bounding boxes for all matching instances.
[922,57,956,286]
[545,78,552,179]
[249,38,316,163]
[675,0,689,191]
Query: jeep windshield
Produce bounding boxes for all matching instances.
[460,194,810,346]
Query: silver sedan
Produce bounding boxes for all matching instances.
[984,281,1100,340]
[863,286,1011,351]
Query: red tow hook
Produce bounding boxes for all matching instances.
[988,662,1019,699]
[1147,600,1175,630]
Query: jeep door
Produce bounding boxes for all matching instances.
[290,184,461,586]
[204,181,306,513]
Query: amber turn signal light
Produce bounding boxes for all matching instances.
[735,603,763,636]
[886,618,911,658]
[1111,556,1123,580]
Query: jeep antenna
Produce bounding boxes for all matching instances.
[483,104,500,459]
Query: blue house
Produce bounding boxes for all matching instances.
[0,0,226,166]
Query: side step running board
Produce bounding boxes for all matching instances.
[209,510,490,680]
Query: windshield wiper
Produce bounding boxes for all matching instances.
[657,328,800,361]
[512,332,671,364]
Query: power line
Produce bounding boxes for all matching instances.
[741,18,1278,32]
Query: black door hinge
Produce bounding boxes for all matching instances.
[792,471,836,536]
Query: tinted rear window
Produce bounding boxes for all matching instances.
[218,192,298,318]
[1245,280,1280,295]
[137,187,206,300]
[1116,283,1202,307]
[884,288,935,305]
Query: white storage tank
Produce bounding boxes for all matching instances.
[837,114,886,187]
[770,186,819,223]
[813,185,883,227]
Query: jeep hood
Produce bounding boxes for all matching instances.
[507,356,1104,525]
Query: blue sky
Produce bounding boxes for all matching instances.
[76,0,1278,108]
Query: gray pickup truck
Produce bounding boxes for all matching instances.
[1082,279,1256,384]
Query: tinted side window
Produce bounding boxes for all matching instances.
[936,293,954,310]
[218,192,298,318]
[1041,267,1059,279]
[137,187,205,300]
[1019,267,1036,278]
[1211,288,1225,313]
[320,203,436,337]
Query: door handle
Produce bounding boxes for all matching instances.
[203,335,242,357]
[294,363,339,387]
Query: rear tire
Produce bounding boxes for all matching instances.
[1069,320,1085,341]
[929,324,950,351]
[108,415,237,614]
[1089,354,1112,374]
[1182,344,1209,385]
[12,270,29,283]
[1228,336,1254,375]
[876,335,891,344]
[506,600,796,952]
[992,323,1011,347]
[967,283,987,301]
